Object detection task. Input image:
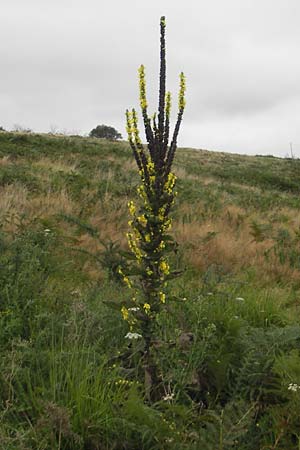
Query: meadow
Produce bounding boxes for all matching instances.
[1,130,300,449]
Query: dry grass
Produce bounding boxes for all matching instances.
[173,201,299,283]
[29,190,76,217]
[0,184,76,233]
[33,157,77,173]
[0,184,29,222]
[0,156,11,167]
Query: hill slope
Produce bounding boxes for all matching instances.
[1,131,300,449]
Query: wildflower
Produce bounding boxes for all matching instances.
[125,332,142,340]
[159,259,170,275]
[158,240,166,250]
[137,215,147,226]
[138,65,148,110]
[159,291,166,303]
[178,72,186,110]
[128,307,140,312]
[162,393,174,401]
[146,267,153,276]
[288,383,300,392]
[121,306,129,321]
[143,303,151,313]
[123,276,132,288]
[128,201,136,216]
[236,297,245,302]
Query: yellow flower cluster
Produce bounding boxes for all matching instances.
[161,218,172,233]
[137,184,152,211]
[128,200,136,216]
[164,172,177,195]
[138,65,148,110]
[137,214,147,226]
[143,303,151,313]
[121,306,129,321]
[159,259,170,275]
[146,159,155,174]
[118,267,133,289]
[159,291,166,303]
[127,232,143,262]
[126,109,142,146]
[158,240,166,250]
[146,267,153,276]
[149,175,156,185]
[178,72,186,111]
[165,91,171,119]
[158,206,165,222]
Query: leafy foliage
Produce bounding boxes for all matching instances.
[89,124,122,140]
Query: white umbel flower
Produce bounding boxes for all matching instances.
[288,383,300,392]
[125,332,142,340]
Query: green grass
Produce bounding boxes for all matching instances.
[1,131,300,449]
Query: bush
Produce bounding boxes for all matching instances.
[89,124,122,140]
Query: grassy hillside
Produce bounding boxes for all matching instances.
[1,131,300,449]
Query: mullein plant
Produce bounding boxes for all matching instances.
[122,16,185,398]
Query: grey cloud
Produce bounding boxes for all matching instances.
[1,0,300,156]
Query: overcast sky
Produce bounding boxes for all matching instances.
[1,0,300,156]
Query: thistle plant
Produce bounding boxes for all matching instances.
[122,16,185,396]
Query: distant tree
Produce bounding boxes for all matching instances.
[89,124,122,140]
[0,126,5,132]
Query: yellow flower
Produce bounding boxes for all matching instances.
[127,232,143,261]
[159,259,170,275]
[178,72,186,110]
[159,291,166,303]
[143,303,151,313]
[137,215,147,226]
[121,306,129,321]
[158,206,165,222]
[165,91,171,118]
[160,16,166,27]
[123,276,132,289]
[145,234,151,243]
[128,201,136,216]
[138,65,148,110]
[146,267,153,276]
[158,240,166,250]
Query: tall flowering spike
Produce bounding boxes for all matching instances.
[164,72,186,177]
[178,72,186,112]
[158,16,167,147]
[124,17,185,400]
[165,91,171,119]
[138,64,155,158]
[162,91,171,161]
[126,110,133,141]
[132,108,142,146]
[139,65,148,111]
